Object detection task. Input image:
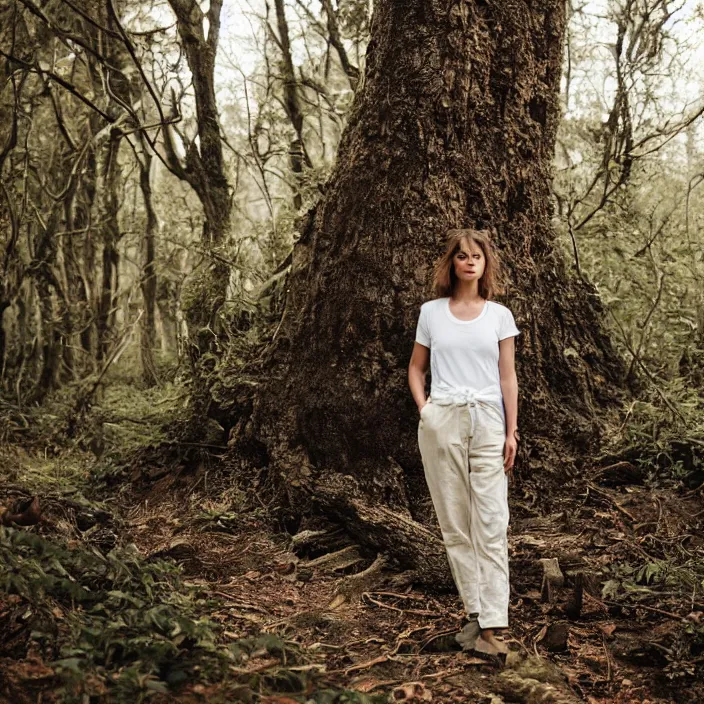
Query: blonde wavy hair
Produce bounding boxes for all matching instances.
[431,228,503,299]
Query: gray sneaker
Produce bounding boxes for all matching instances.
[455,616,481,650]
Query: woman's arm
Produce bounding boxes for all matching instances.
[498,336,519,472]
[408,342,430,412]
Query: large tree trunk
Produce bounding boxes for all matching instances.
[240,0,624,578]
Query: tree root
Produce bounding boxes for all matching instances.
[306,545,364,571]
[328,553,388,608]
[313,473,452,585]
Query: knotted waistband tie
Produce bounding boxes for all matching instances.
[430,384,503,411]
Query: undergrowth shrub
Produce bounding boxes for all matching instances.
[1,525,222,699]
[0,526,387,703]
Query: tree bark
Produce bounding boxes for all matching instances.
[137,141,159,387]
[0,301,8,376]
[241,0,625,578]
[78,132,100,365]
[31,206,68,402]
[95,134,121,364]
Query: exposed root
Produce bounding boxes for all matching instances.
[328,553,388,608]
[289,526,347,553]
[306,545,364,571]
[313,474,451,584]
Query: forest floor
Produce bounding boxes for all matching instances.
[2,369,704,703]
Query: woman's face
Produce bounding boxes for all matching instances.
[453,238,486,284]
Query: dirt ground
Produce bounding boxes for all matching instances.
[113,457,704,704]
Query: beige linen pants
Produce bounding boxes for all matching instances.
[418,389,510,629]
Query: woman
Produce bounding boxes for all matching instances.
[408,227,520,658]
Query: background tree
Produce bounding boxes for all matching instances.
[554,0,704,430]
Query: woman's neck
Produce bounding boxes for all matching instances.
[452,281,483,303]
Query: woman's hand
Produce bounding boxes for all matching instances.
[408,342,431,413]
[503,431,518,476]
[498,337,519,476]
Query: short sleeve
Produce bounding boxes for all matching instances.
[415,304,431,348]
[498,307,520,340]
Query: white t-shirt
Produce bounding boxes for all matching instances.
[415,298,520,399]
